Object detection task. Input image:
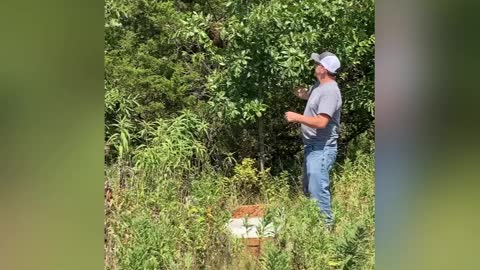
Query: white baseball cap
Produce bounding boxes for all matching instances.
[310,52,341,74]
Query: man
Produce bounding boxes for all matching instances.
[285,51,342,229]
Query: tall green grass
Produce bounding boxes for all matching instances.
[105,143,374,269]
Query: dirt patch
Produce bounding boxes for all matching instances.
[232,204,265,219]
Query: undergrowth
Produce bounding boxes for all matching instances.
[105,147,374,270]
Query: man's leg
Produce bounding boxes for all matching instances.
[306,147,337,225]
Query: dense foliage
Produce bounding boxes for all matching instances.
[104,0,374,269]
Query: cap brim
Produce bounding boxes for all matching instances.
[310,53,321,64]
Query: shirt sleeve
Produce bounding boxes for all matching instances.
[314,91,338,118]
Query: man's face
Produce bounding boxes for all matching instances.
[314,62,327,77]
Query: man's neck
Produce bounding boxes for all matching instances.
[317,75,336,84]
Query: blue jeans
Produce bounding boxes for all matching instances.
[303,144,337,225]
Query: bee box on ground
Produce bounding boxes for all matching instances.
[227,204,276,257]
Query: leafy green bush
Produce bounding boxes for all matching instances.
[132,110,209,180]
[224,158,290,205]
[261,242,291,270]
[105,0,374,168]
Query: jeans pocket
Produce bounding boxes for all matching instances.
[321,149,337,172]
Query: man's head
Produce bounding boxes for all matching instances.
[311,51,341,79]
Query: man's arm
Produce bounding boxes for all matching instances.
[284,112,331,129]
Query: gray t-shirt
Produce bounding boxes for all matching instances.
[301,81,342,146]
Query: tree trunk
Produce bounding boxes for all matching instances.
[258,86,265,172]
[258,116,265,172]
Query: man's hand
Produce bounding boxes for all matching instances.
[285,112,331,128]
[285,111,301,122]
